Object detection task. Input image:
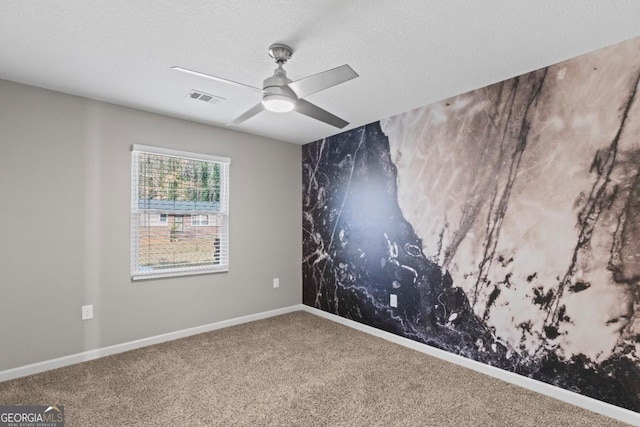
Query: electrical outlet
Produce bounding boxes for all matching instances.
[273,278,280,288]
[390,294,398,308]
[81,305,93,320]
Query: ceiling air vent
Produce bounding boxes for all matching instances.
[187,90,225,104]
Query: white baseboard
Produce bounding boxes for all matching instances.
[0,304,303,383]
[301,305,640,427]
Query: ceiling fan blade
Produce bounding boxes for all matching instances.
[229,102,265,126]
[287,64,358,99]
[171,66,264,93]
[296,99,349,129]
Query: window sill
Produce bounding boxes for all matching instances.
[131,266,229,281]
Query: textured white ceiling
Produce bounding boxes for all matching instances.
[2,1,640,145]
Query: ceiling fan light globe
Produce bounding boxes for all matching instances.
[262,94,295,113]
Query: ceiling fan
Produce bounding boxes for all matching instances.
[172,43,358,129]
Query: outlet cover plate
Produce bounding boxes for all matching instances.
[82,305,93,320]
[273,278,280,288]
[390,294,397,308]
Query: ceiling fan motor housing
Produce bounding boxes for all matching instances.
[263,69,294,97]
[262,67,297,112]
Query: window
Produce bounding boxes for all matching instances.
[191,214,209,226]
[131,145,230,280]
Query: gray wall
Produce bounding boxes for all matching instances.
[0,79,302,371]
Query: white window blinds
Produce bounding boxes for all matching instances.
[131,145,230,280]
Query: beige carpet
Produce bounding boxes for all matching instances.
[0,311,631,426]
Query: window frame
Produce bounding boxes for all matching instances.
[191,214,210,226]
[130,144,230,280]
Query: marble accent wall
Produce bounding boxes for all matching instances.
[302,36,640,411]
